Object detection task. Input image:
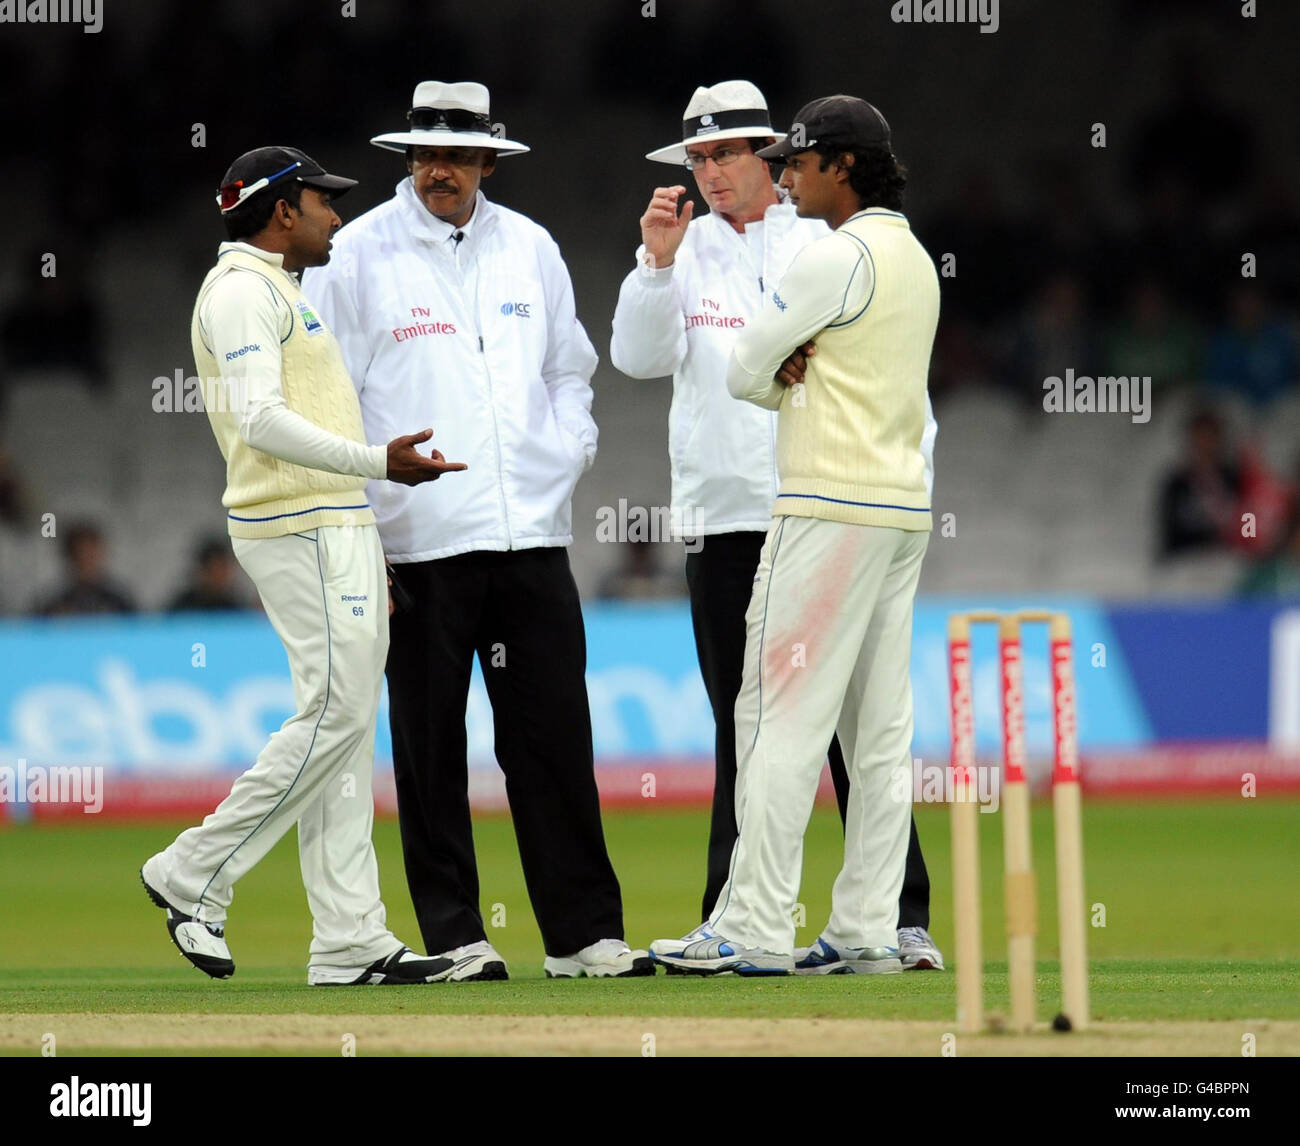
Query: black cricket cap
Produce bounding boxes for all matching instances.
[756,96,891,160]
[216,146,357,214]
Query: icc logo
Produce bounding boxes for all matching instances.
[500,301,531,318]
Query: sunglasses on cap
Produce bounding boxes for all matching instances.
[217,161,302,213]
[407,106,493,133]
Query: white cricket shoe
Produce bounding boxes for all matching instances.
[441,940,509,982]
[544,938,655,978]
[140,861,234,980]
[649,922,716,960]
[653,933,792,976]
[794,937,902,975]
[897,926,945,970]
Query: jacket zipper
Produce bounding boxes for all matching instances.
[463,245,513,549]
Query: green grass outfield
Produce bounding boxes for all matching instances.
[1,799,1297,1043]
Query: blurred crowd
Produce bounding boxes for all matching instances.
[1158,409,1300,597]
[928,55,1299,411]
[923,53,1300,598]
[23,524,256,617]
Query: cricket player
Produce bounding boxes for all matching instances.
[305,83,651,980]
[652,97,940,975]
[141,146,466,985]
[612,81,942,970]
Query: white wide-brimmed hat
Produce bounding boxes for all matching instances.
[370,81,530,156]
[645,79,785,165]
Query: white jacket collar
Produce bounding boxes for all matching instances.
[396,179,493,244]
[217,240,287,268]
[216,241,300,286]
[697,194,800,257]
[701,193,798,241]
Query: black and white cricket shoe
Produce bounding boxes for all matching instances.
[140,863,235,980]
[308,946,456,986]
[440,940,509,981]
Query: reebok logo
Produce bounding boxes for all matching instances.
[224,344,261,361]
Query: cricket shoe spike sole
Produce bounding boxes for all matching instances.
[309,946,456,986]
[652,956,791,977]
[848,953,904,974]
[544,958,655,979]
[140,867,235,980]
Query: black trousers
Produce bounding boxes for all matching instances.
[385,547,624,957]
[686,530,932,929]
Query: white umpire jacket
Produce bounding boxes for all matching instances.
[610,193,936,537]
[303,181,598,563]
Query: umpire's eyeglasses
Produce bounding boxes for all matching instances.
[683,144,753,172]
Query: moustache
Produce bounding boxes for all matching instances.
[426,183,458,194]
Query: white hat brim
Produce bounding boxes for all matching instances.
[370,130,530,156]
[645,128,786,166]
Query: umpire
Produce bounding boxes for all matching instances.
[611,82,942,969]
[305,82,650,981]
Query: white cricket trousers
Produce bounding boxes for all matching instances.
[710,515,929,955]
[150,524,398,968]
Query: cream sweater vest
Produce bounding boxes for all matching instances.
[775,211,939,532]
[192,249,376,538]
